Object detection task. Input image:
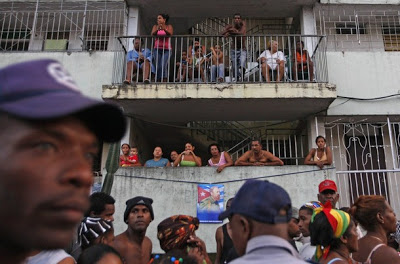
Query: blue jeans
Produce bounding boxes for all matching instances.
[154,49,170,81]
[230,49,246,80]
[211,64,224,82]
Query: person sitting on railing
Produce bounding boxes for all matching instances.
[173,142,202,167]
[189,46,207,82]
[304,135,332,169]
[234,139,284,166]
[175,50,188,82]
[124,38,154,84]
[207,143,233,173]
[210,45,225,83]
[151,13,173,82]
[258,40,286,82]
[292,41,314,81]
[221,13,246,81]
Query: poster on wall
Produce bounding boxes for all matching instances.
[197,184,224,223]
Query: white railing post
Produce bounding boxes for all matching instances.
[387,117,398,169]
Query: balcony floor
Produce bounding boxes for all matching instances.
[102,82,336,122]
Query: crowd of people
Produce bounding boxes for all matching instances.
[124,13,315,84]
[119,136,332,172]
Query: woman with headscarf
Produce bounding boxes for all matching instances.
[156,215,211,264]
[310,203,358,263]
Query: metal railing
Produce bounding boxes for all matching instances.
[325,118,400,207]
[315,5,400,52]
[0,1,126,52]
[112,34,328,84]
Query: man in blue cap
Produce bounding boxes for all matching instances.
[219,180,307,264]
[0,59,126,263]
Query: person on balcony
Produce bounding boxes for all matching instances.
[144,146,171,167]
[304,135,332,169]
[292,41,314,81]
[189,46,207,82]
[234,139,284,166]
[210,44,225,83]
[221,13,246,82]
[207,143,233,173]
[173,142,202,167]
[187,37,206,61]
[258,40,286,82]
[175,50,188,82]
[124,38,154,84]
[151,13,173,82]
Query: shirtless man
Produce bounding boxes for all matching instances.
[235,140,284,166]
[112,196,154,264]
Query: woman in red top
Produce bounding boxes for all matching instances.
[292,40,314,81]
[151,14,173,82]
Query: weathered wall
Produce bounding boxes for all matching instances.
[327,51,400,116]
[109,166,335,253]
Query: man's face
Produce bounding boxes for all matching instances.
[288,218,301,238]
[134,39,141,51]
[127,205,152,232]
[211,187,220,201]
[233,15,242,26]
[153,147,163,159]
[0,116,96,250]
[251,141,262,154]
[170,151,178,161]
[98,204,115,222]
[318,189,339,207]
[296,42,303,51]
[298,209,312,237]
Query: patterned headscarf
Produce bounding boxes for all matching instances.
[311,202,350,261]
[78,217,113,249]
[157,215,199,252]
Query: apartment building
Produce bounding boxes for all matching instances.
[1,0,399,251]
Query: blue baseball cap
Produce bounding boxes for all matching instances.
[219,180,292,223]
[0,59,125,142]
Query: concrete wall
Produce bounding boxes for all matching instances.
[0,52,114,99]
[109,166,335,253]
[326,51,400,116]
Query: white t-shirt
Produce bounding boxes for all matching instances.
[24,250,75,264]
[258,50,286,70]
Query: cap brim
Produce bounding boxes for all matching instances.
[218,208,232,220]
[0,91,126,142]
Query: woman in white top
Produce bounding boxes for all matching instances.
[258,40,286,82]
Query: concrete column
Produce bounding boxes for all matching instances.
[127,7,140,51]
[300,6,317,56]
[307,116,326,151]
[120,117,132,149]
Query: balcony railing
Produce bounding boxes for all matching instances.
[112,34,328,84]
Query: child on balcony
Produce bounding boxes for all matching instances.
[128,146,142,167]
[189,46,207,82]
[175,50,188,82]
[210,44,224,83]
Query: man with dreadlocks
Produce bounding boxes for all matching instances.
[112,196,154,264]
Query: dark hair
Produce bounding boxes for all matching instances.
[315,136,326,144]
[121,143,130,149]
[297,40,304,47]
[251,139,262,145]
[208,143,221,155]
[131,146,138,150]
[233,13,241,18]
[78,244,122,264]
[349,195,387,231]
[299,206,313,215]
[85,192,115,217]
[194,46,201,52]
[158,13,169,23]
[185,142,195,148]
[310,212,354,251]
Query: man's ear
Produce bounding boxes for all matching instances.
[340,234,349,244]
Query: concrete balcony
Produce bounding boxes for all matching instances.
[103,34,336,122]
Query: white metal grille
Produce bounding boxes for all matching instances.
[0,1,126,52]
[315,4,400,51]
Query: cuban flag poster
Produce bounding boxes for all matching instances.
[197,184,224,223]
